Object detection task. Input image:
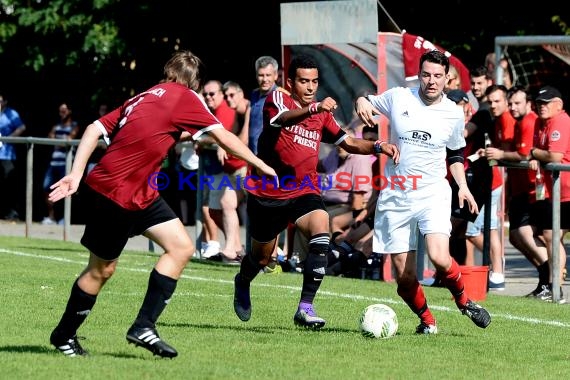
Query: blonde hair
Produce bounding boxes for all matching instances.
[163,50,205,91]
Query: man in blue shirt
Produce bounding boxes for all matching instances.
[0,94,26,220]
[247,56,282,154]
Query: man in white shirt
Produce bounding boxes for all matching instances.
[354,50,491,334]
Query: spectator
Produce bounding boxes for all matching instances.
[329,126,380,278]
[194,82,225,259]
[244,56,288,273]
[0,93,26,221]
[246,56,282,155]
[470,66,493,114]
[328,187,377,278]
[444,90,482,270]
[199,79,242,264]
[469,84,511,290]
[232,54,396,329]
[321,127,374,240]
[445,64,462,92]
[42,103,80,225]
[527,85,569,303]
[222,80,250,225]
[484,85,550,297]
[485,52,513,89]
[354,50,491,334]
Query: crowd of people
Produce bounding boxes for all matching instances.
[1,47,568,358]
[439,65,569,303]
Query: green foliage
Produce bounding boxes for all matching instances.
[3,0,122,71]
[1,236,569,379]
[552,15,570,35]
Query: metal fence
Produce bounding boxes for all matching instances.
[2,136,569,301]
[499,160,570,302]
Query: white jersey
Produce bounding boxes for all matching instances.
[369,87,465,253]
[368,87,465,191]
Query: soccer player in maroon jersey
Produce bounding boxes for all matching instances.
[47,50,276,358]
[232,54,399,329]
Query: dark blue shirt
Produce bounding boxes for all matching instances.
[248,84,278,154]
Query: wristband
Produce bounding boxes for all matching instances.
[308,102,320,114]
[373,140,385,155]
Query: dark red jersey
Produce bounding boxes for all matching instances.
[247,89,346,199]
[86,82,222,210]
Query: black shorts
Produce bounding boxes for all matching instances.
[247,193,326,242]
[80,184,178,260]
[530,199,570,232]
[508,193,532,230]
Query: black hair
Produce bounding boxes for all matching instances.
[507,85,532,102]
[470,65,492,80]
[419,50,449,73]
[485,84,508,97]
[287,54,319,80]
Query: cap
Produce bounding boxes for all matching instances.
[446,89,469,104]
[535,85,562,102]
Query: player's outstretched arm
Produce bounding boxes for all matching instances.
[48,123,103,202]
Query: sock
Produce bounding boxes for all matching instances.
[397,280,435,326]
[440,259,469,308]
[537,261,550,285]
[239,253,263,284]
[331,231,343,242]
[300,233,329,304]
[134,268,177,329]
[53,279,97,339]
[338,241,354,254]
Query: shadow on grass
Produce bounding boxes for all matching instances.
[163,321,359,335]
[0,344,144,359]
[0,345,54,354]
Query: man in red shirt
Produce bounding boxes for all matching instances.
[199,80,245,264]
[47,51,276,358]
[528,85,570,303]
[468,84,510,290]
[485,85,550,297]
[233,54,399,329]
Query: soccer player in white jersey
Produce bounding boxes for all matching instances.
[354,50,491,334]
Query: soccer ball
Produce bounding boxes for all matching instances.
[359,303,398,339]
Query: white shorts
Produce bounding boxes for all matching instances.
[373,181,452,254]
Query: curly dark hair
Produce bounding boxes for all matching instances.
[287,54,319,80]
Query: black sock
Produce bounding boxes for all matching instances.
[538,261,550,285]
[53,279,97,339]
[239,253,263,284]
[338,241,354,254]
[300,234,329,303]
[134,268,177,329]
[331,231,343,242]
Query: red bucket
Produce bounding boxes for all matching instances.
[459,265,488,301]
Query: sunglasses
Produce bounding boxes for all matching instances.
[224,93,237,99]
[202,91,218,98]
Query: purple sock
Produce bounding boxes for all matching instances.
[299,301,312,312]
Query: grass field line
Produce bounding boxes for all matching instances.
[4,247,570,329]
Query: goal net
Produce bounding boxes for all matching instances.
[495,36,570,99]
